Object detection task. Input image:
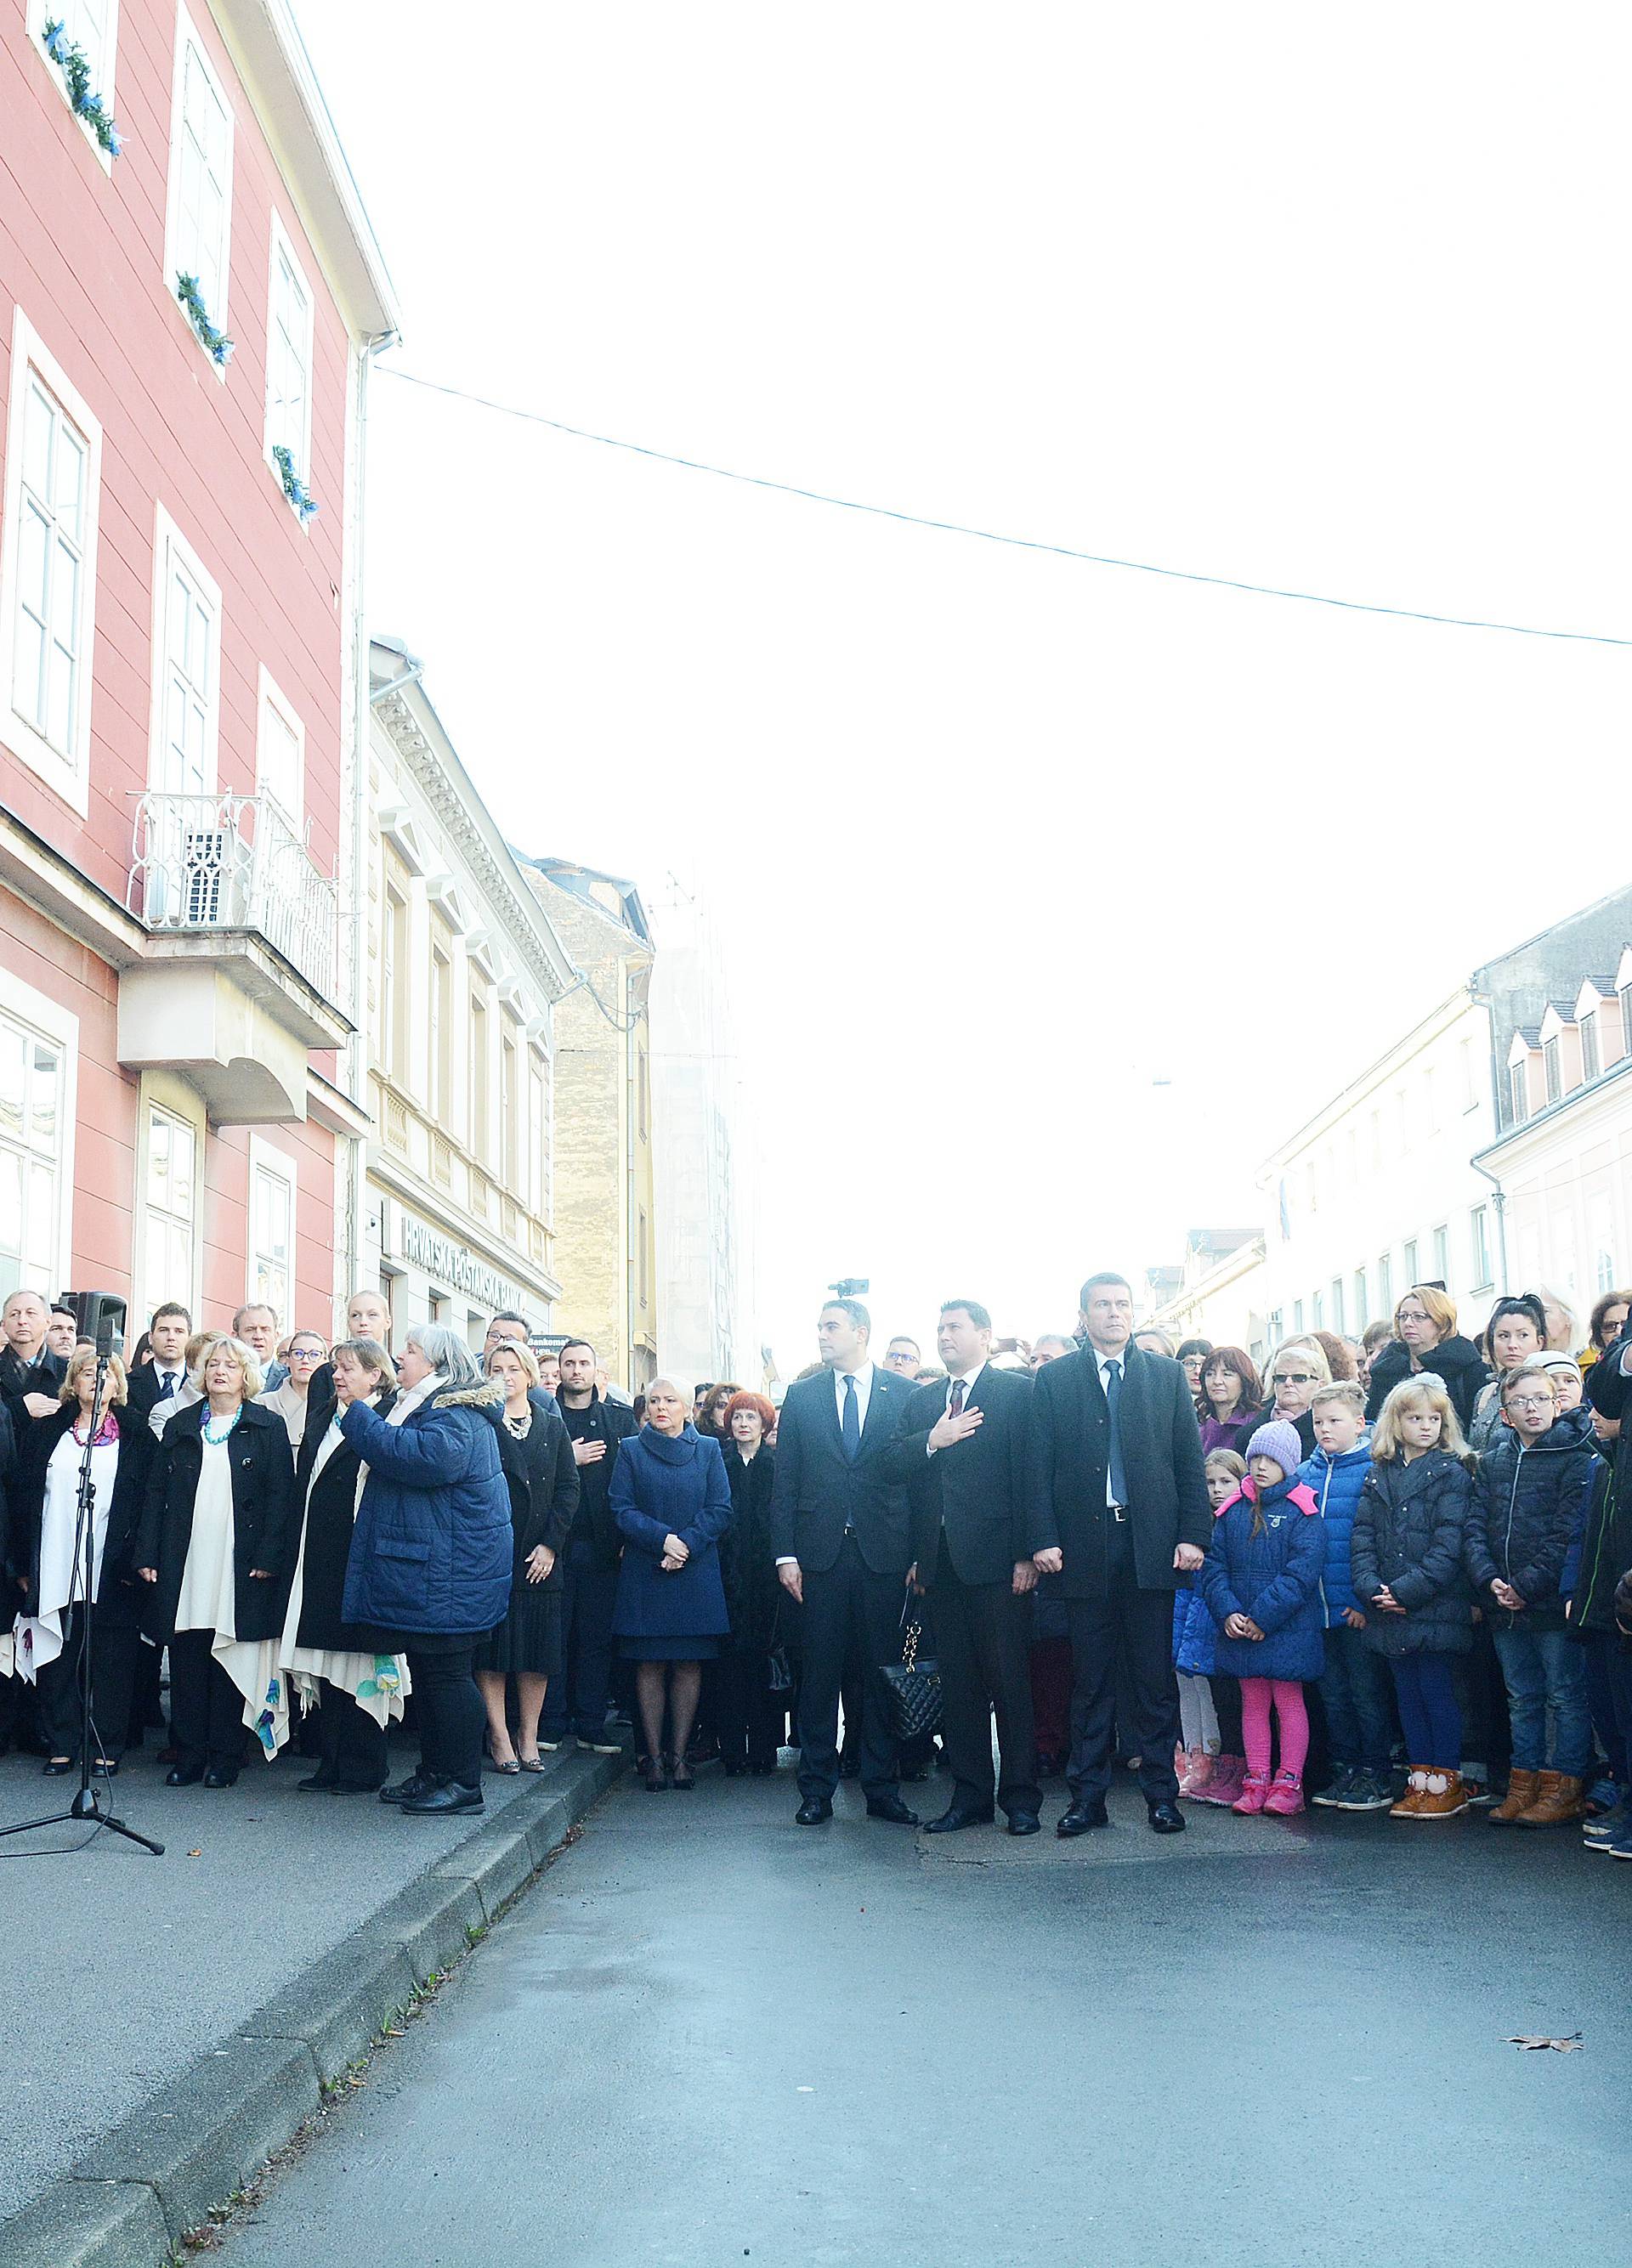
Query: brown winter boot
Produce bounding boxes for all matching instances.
[1489,1768,1540,1824]
[1514,1771,1586,1827]
[1411,1770,1470,1819]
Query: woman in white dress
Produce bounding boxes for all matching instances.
[136,1338,296,1787]
[7,1346,153,1774]
[255,1328,328,1450]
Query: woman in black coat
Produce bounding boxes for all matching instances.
[136,1337,296,1787]
[474,1342,579,1773]
[716,1392,785,1775]
[6,1346,151,1773]
[281,1338,401,1793]
[1363,1285,1488,1434]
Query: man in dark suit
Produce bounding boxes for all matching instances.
[771,1298,920,1825]
[887,1300,1048,1835]
[124,1301,193,1422]
[1029,1270,1210,1836]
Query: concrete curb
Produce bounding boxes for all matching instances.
[0,1742,625,2268]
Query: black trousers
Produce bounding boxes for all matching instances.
[1064,1522,1181,1806]
[540,1550,619,1741]
[717,1651,784,1767]
[932,1539,1040,1817]
[168,1629,247,1773]
[796,1536,904,1802]
[37,1609,140,1762]
[315,1677,389,1789]
[408,1642,484,1789]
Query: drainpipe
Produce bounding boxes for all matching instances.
[1466,970,1510,1295]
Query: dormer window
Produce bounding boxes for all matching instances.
[1582,1010,1601,1082]
[1543,1037,1561,1106]
[1510,1061,1528,1124]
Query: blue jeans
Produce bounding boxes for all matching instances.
[1492,1622,1593,1776]
[1318,1625,1397,1770]
[1388,1652,1462,1771]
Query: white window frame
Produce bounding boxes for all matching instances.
[1470,1206,1493,1292]
[133,1073,204,1321]
[36,0,121,174]
[263,210,315,509]
[255,664,304,825]
[147,503,221,797]
[246,1132,297,1321]
[0,969,78,1299]
[163,3,234,381]
[0,308,102,817]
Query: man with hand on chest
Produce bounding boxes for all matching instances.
[1028,1270,1211,1837]
[886,1299,1050,1835]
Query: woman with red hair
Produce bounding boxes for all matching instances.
[717,1391,785,1774]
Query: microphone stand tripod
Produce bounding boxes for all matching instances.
[0,1343,163,1856]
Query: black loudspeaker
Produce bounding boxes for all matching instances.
[61,1290,127,1358]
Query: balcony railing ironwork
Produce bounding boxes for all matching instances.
[129,791,339,1002]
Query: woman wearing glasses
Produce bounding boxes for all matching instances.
[1363,1287,1488,1434]
[1234,1341,1329,1460]
[257,1329,329,1450]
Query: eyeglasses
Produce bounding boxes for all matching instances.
[1506,1393,1556,1411]
[288,1345,323,1363]
[1272,1372,1316,1387]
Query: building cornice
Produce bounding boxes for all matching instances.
[1258,987,1477,1178]
[371,691,576,1007]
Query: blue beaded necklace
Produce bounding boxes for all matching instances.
[202,1405,241,1446]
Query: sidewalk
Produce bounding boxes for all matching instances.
[0,1730,626,2263]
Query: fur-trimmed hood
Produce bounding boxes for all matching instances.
[429,1377,505,1413]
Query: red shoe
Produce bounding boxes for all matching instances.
[1179,1750,1216,1798]
[1264,1768,1305,1817]
[1194,1754,1246,1807]
[1232,1770,1271,1815]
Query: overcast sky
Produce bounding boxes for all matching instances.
[295,3,1630,1375]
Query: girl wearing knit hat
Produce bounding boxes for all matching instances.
[1197,1421,1327,1815]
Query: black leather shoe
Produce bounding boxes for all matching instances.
[379,1772,433,1806]
[402,1779,484,1816]
[42,1757,74,1776]
[202,1767,239,1789]
[1057,1799,1109,1836]
[865,1795,921,1826]
[165,1764,204,1787]
[924,1804,995,1834]
[1148,1800,1186,1834]
[1007,1811,1042,1836]
[795,1797,832,1825]
[298,1770,340,1793]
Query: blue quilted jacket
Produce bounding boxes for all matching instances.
[1296,1437,1373,1623]
[1198,1475,1327,1681]
[339,1378,513,1637]
[1172,1579,1217,1677]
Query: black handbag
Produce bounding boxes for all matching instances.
[881,1595,943,1742]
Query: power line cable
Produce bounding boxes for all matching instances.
[382,367,1629,650]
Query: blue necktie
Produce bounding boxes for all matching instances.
[1104,1359,1128,1505]
[841,1372,861,1462]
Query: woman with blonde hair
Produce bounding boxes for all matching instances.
[1350,1376,1476,1819]
[476,1337,578,1773]
[1233,1339,1329,1459]
[1363,1285,1488,1434]
[137,1337,296,1786]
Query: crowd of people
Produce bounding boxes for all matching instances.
[0,1270,1629,1858]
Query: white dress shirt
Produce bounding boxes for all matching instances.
[1091,1342,1129,1507]
[834,1360,876,1434]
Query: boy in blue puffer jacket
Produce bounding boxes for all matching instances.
[1299,1380,1397,1813]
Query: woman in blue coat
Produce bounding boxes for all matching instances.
[610,1377,733,1790]
[337,1325,512,1818]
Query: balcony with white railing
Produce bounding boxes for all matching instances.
[118,792,352,1125]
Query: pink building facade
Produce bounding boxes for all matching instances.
[0,0,396,1338]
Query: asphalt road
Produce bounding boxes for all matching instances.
[0,1733,562,2219]
[213,1766,1629,2268]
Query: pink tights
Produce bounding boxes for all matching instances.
[1239,1677,1308,1778]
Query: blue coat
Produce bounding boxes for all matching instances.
[1198,1477,1326,1681]
[1296,1437,1373,1623]
[1172,1579,1216,1677]
[610,1423,734,1641]
[339,1378,513,1637]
